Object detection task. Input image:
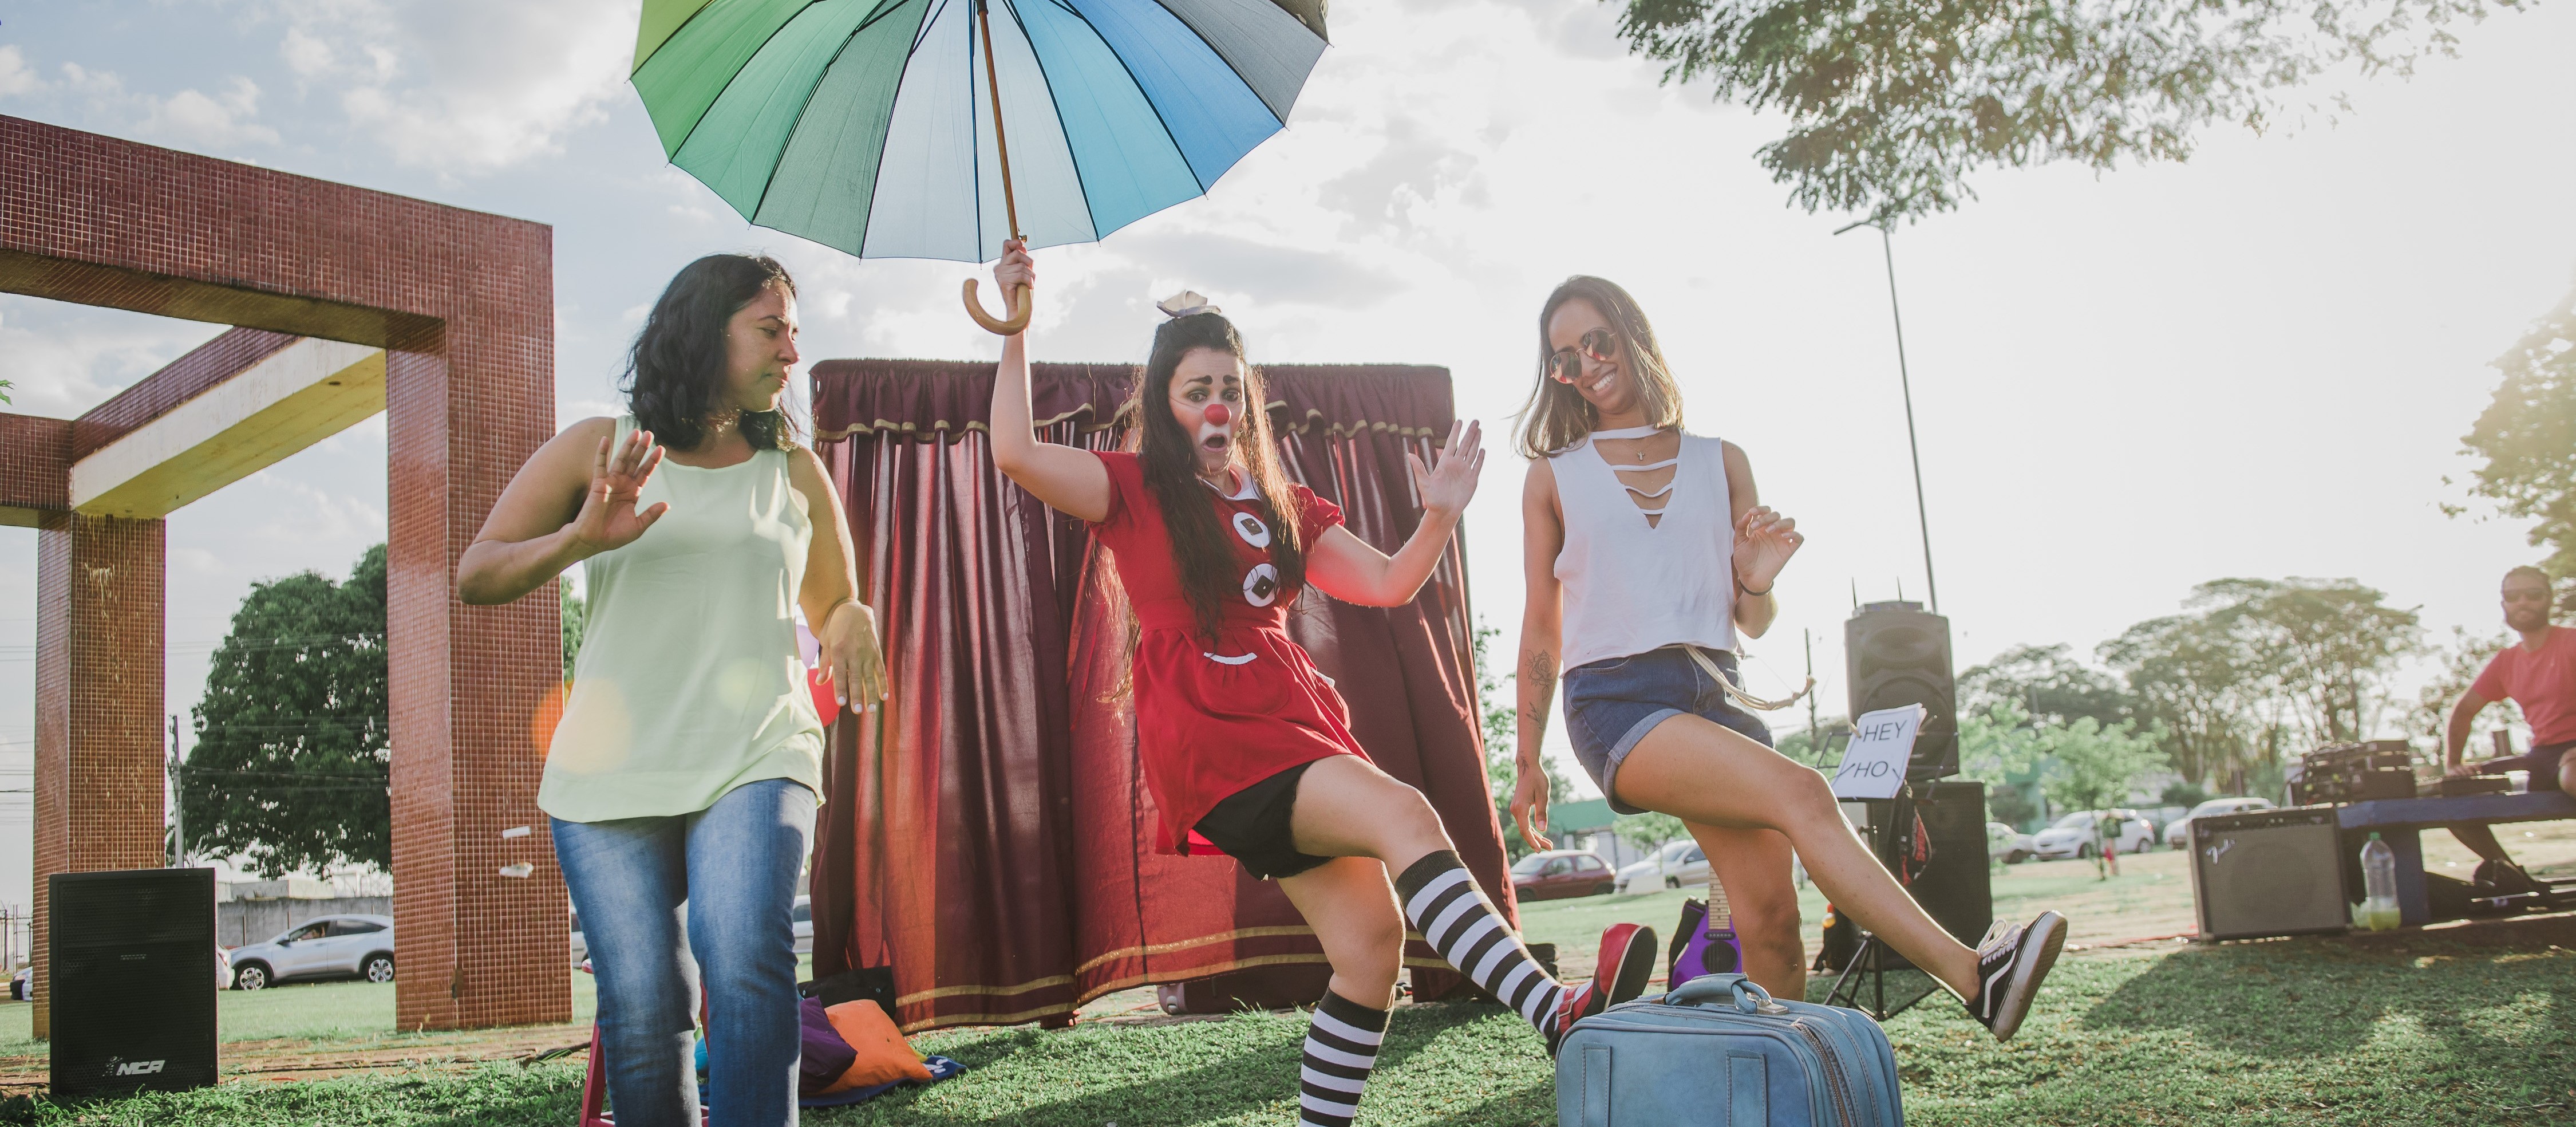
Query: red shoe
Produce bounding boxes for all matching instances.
[1547,922,1658,1055]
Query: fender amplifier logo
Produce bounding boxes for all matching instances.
[107,1058,166,1077]
[2202,838,2234,866]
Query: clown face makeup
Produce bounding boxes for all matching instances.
[1169,346,1245,480]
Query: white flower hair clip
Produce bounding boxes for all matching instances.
[1156,290,1221,319]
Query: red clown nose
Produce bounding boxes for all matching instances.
[1203,403,1231,427]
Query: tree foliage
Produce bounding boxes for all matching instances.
[1960,643,2133,728]
[2038,717,2170,819]
[2100,577,2420,789]
[563,584,587,679]
[2100,609,2263,787]
[1958,699,2046,782]
[1613,0,2520,222]
[2457,286,2576,577]
[183,545,390,877]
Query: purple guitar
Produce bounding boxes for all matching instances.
[1666,875,1744,991]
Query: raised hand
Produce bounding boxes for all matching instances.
[1407,419,1486,520]
[568,428,668,558]
[1731,505,1802,594]
[821,599,889,710]
[994,238,1034,294]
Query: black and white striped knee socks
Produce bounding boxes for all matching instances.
[1298,990,1388,1127]
[1394,850,1566,1035]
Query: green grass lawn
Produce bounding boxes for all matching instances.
[0,856,2569,1125]
[0,932,2563,1125]
[0,967,603,1059]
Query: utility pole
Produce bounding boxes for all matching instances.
[1834,218,1939,613]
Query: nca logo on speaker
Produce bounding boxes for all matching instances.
[107,1059,166,1077]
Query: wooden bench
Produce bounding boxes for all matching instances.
[2336,791,2576,925]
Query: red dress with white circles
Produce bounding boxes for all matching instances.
[1086,450,1368,858]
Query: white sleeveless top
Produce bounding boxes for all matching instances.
[1550,427,1737,671]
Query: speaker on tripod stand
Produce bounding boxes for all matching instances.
[1820,602,1991,1018]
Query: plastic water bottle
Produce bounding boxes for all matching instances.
[2358,832,2400,931]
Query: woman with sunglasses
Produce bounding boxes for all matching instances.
[984,246,1659,1127]
[1510,275,2066,1041]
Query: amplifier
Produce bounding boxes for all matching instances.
[2290,741,2417,805]
[50,868,219,1097]
[2190,807,2349,941]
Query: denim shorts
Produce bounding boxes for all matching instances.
[1563,647,1775,815]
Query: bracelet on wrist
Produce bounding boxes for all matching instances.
[1737,573,1772,597]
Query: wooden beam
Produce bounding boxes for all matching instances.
[69,338,386,519]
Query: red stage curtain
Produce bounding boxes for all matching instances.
[808,360,1515,1031]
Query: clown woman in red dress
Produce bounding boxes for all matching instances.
[984,245,1657,1127]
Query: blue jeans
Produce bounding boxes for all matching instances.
[554,778,816,1127]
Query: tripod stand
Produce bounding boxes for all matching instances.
[1823,782,1944,1020]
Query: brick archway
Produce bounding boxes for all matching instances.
[0,115,567,1033]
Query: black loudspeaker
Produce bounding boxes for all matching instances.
[2190,807,2348,941]
[50,868,219,1097]
[1909,781,1996,947]
[1832,782,1993,971]
[1846,601,1958,780]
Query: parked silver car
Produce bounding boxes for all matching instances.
[226,914,394,990]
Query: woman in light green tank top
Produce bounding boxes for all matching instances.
[457,254,884,1126]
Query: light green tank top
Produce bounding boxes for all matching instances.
[539,416,826,822]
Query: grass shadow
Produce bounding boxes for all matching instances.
[2078,933,2576,1063]
[813,1000,1546,1127]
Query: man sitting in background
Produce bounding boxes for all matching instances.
[2442,566,2575,893]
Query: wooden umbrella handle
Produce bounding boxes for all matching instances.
[963,279,1032,335]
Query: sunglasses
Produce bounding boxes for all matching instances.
[1547,328,1619,384]
[2503,589,2553,604]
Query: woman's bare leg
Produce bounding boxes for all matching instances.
[1284,755,1656,1042]
[1614,714,1980,999]
[1276,857,1408,1009]
[1689,823,1804,999]
[1286,754,1454,872]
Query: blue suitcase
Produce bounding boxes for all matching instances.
[1556,974,1903,1127]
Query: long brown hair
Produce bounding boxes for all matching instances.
[1513,275,1684,459]
[1122,312,1306,643]
[625,253,803,452]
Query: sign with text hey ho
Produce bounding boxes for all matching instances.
[1830,704,1926,800]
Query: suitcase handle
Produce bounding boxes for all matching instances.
[1664,973,1788,1015]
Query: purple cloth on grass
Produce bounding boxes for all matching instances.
[798,996,859,1095]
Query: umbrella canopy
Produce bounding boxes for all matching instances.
[633,0,1330,265]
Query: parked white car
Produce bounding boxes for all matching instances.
[1988,822,2036,865]
[1615,840,1709,893]
[2164,797,2275,850]
[2030,810,2156,861]
[226,914,395,990]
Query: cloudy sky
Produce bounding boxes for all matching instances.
[2,0,2572,902]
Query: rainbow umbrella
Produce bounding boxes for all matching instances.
[631,0,1329,332]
